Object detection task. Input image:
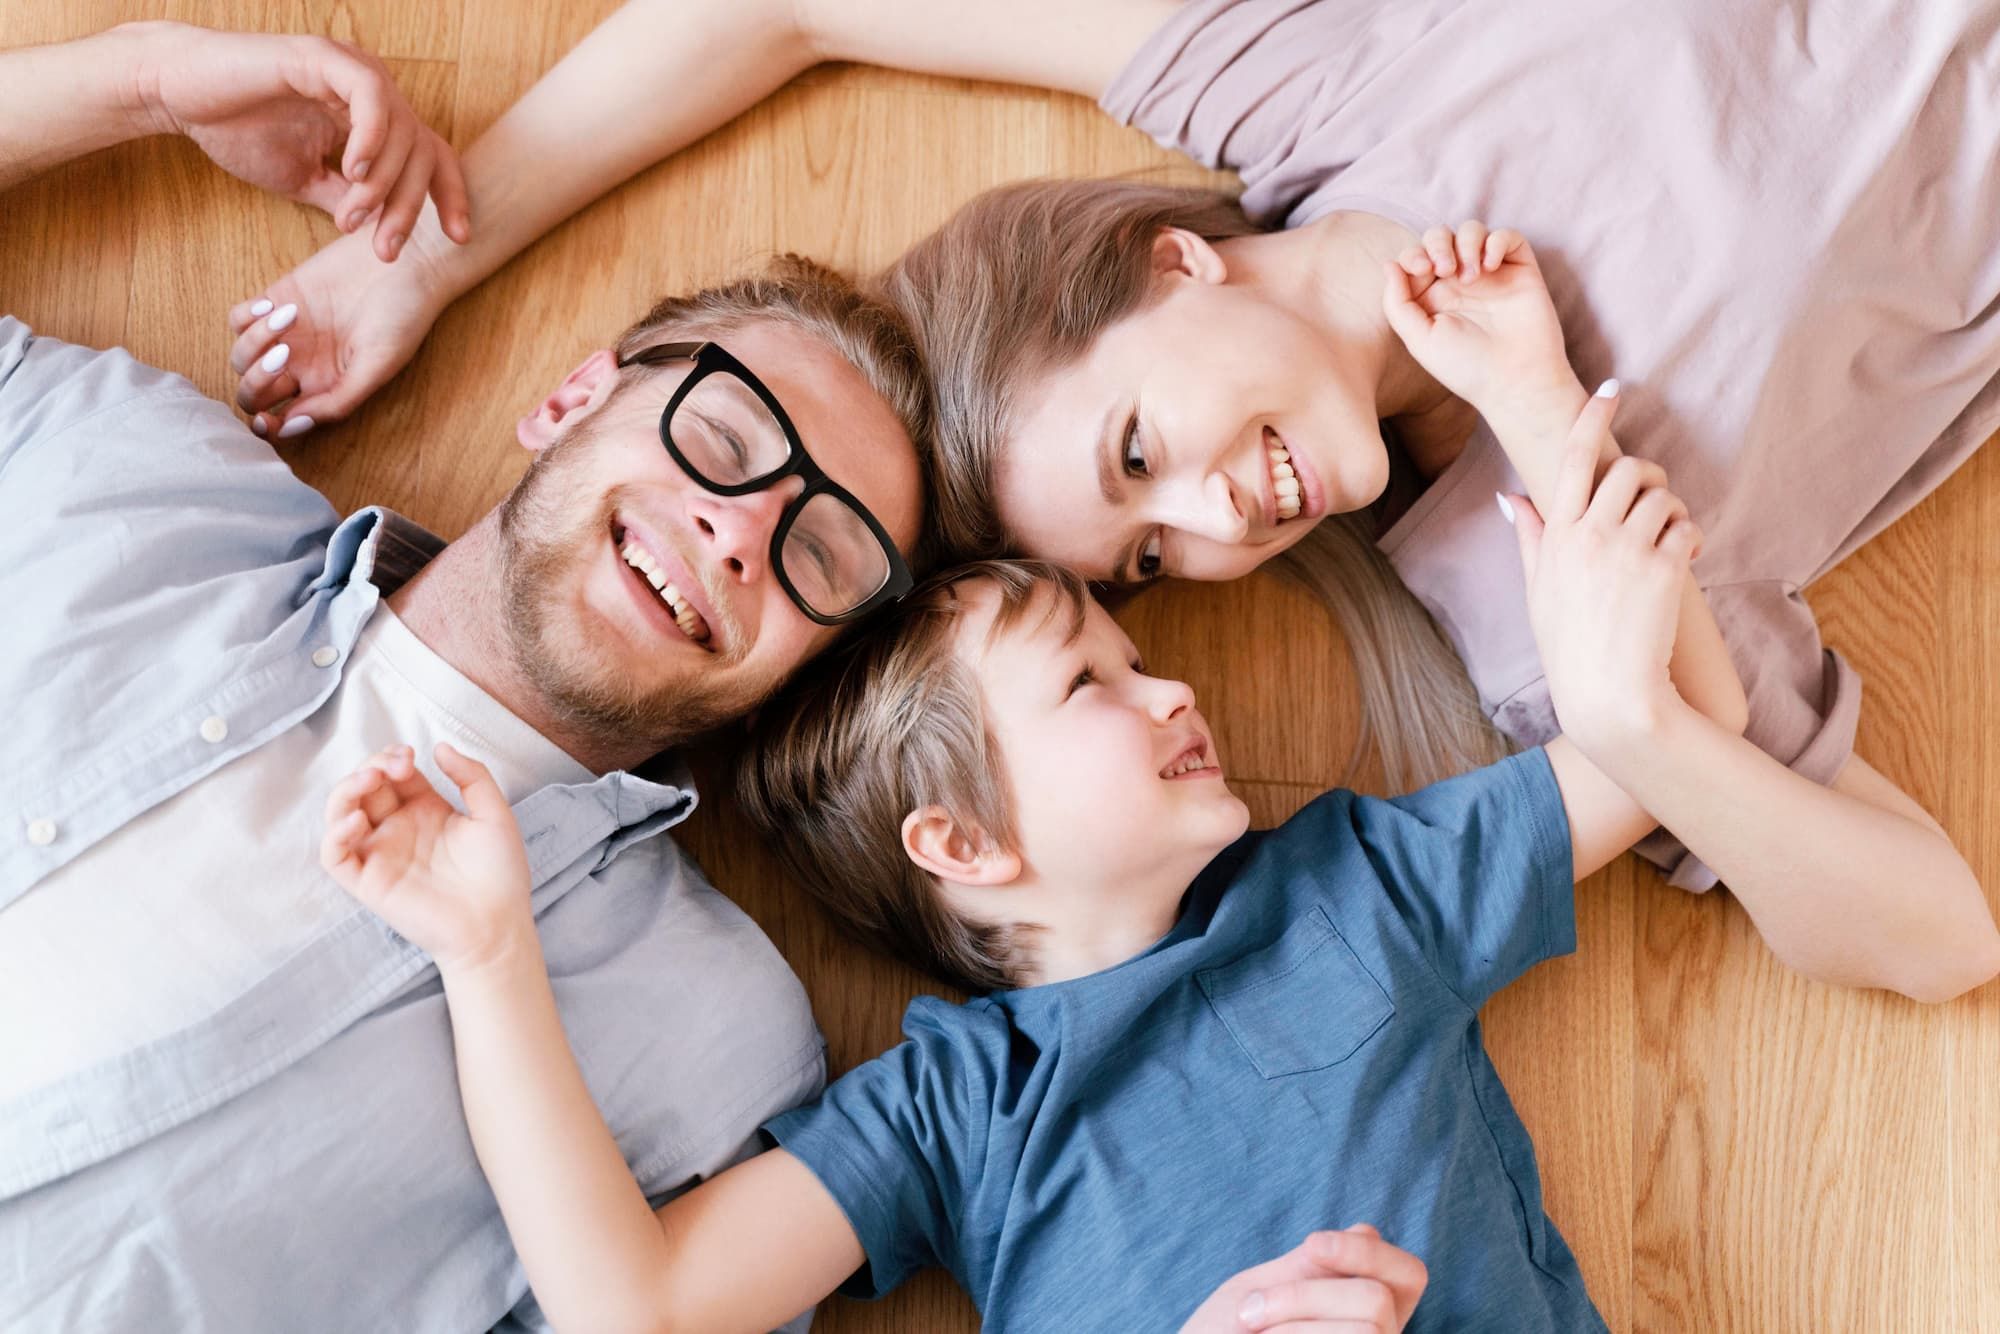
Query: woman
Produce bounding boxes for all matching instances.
[231,0,1998,978]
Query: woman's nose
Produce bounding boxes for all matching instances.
[1164,471,1248,545]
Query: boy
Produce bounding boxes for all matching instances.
[319,394,1711,1331]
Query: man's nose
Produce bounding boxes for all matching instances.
[1162,471,1248,545]
[688,478,801,583]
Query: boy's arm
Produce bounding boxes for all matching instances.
[1513,423,2000,1004]
[1385,227,1748,736]
[232,0,1174,431]
[320,742,861,1334]
[442,934,862,1333]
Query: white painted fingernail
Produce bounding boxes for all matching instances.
[1495,493,1517,524]
[1595,378,1620,398]
[250,415,267,436]
[260,343,291,374]
[277,415,315,439]
[267,303,298,332]
[249,298,273,318]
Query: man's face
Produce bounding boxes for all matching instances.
[498,320,922,746]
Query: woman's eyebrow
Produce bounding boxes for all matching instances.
[1095,402,1126,505]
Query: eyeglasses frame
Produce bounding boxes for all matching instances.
[615,340,914,627]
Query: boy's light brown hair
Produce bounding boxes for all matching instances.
[738,560,1090,994]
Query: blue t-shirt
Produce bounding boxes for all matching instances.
[766,749,1604,1332]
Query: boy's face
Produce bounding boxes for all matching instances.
[961,588,1252,894]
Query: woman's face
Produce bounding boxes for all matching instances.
[996,249,1392,584]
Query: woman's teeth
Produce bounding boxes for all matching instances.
[1268,440,1302,520]
[1161,750,1217,778]
[620,541,712,642]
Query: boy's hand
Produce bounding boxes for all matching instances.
[1504,392,1702,757]
[321,742,534,975]
[1178,1224,1427,1333]
[1381,221,1580,431]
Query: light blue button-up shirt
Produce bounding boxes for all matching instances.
[0,318,825,1331]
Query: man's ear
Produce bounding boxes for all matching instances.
[516,348,620,452]
[901,806,1022,887]
[1150,226,1229,286]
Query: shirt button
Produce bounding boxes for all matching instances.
[311,646,339,668]
[199,715,229,744]
[25,818,57,847]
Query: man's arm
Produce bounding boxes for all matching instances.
[0,27,156,190]
[232,0,1177,431]
[0,22,466,257]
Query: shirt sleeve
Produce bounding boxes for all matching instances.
[1338,748,1576,1010]
[1099,0,1415,223]
[761,998,995,1300]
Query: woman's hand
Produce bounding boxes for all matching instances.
[226,222,456,436]
[320,742,534,977]
[1503,392,1702,755]
[1381,221,1578,427]
[130,21,470,261]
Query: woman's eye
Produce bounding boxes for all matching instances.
[1122,415,1148,477]
[1135,532,1163,580]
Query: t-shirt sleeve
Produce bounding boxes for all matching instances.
[1629,579,1862,891]
[1338,748,1576,1010]
[1100,0,1410,222]
[761,998,995,1300]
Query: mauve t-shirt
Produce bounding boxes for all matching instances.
[1104,0,2000,888]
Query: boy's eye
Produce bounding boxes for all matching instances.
[1135,531,1163,581]
[1066,666,1096,699]
[1122,414,1148,477]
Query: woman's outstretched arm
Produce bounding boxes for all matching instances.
[230,0,1173,434]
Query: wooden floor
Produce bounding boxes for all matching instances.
[6,4,1997,1331]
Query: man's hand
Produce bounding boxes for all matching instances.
[320,742,535,976]
[1179,1225,1428,1333]
[1381,221,1579,429]
[225,221,455,436]
[1504,392,1703,757]
[129,21,471,261]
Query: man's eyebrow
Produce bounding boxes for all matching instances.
[1096,402,1125,506]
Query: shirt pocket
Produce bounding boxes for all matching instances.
[1198,907,1395,1079]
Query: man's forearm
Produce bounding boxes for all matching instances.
[0,26,168,192]
[1584,701,2000,1002]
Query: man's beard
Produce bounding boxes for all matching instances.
[495,424,771,749]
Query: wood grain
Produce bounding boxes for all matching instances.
[5,4,1996,1332]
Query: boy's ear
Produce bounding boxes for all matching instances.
[517,348,620,452]
[900,806,1022,887]
[1150,226,1228,286]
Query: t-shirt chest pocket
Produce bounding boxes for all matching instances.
[1198,906,1395,1078]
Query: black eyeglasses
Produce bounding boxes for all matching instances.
[616,341,913,626]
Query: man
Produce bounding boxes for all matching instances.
[0,21,924,1332]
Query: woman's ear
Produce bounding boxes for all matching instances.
[1150,226,1229,285]
[901,806,1023,887]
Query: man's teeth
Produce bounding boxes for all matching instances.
[1162,750,1216,778]
[1268,440,1303,520]
[619,541,711,642]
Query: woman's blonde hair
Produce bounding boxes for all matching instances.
[877,179,1505,790]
